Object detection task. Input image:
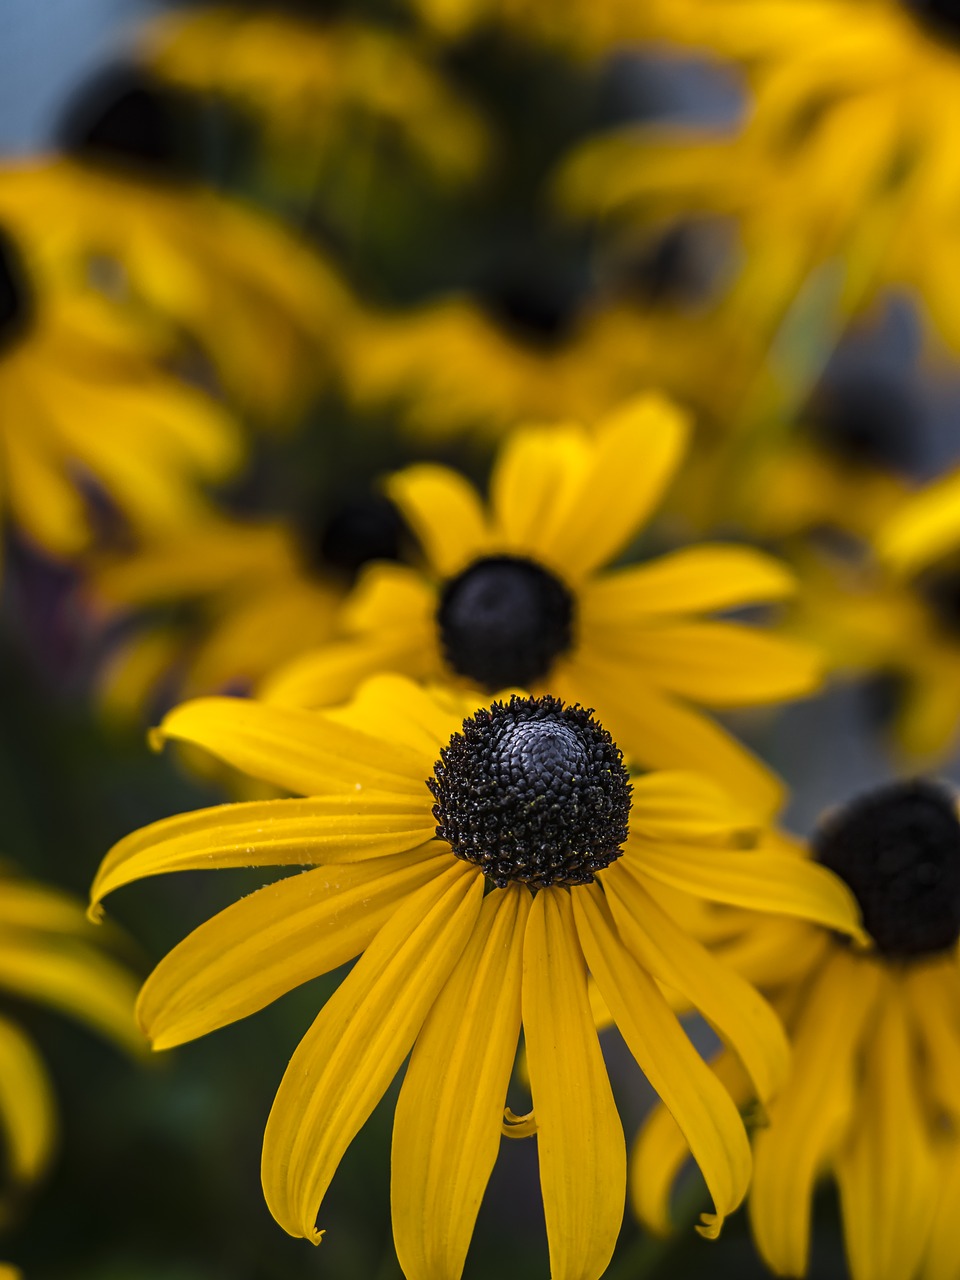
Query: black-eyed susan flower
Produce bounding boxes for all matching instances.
[558,0,960,366]
[633,778,960,1280]
[143,6,490,191]
[90,494,413,723]
[264,395,823,815]
[0,864,142,1219]
[0,159,349,427]
[90,674,862,1276]
[0,206,240,562]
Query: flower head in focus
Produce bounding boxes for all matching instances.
[91,674,862,1276]
[264,394,823,815]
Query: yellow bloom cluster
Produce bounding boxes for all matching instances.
[3,1,960,1278]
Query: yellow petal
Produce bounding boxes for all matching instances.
[589,622,823,706]
[876,469,960,577]
[392,885,529,1280]
[629,771,761,848]
[582,546,797,624]
[750,948,882,1277]
[260,636,428,709]
[488,423,592,564]
[0,939,143,1057]
[572,884,750,1239]
[385,464,490,578]
[261,861,483,1242]
[630,1048,753,1237]
[153,696,431,793]
[91,795,436,912]
[523,888,625,1280]
[835,983,937,1280]
[925,1137,960,1280]
[604,862,789,1105]
[0,1014,56,1184]
[541,394,690,579]
[632,840,865,940]
[324,672,461,756]
[139,848,450,1050]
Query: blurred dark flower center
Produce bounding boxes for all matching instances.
[481,271,584,348]
[298,493,409,584]
[814,779,960,959]
[429,694,631,889]
[804,374,921,475]
[437,555,575,691]
[0,226,33,355]
[903,0,960,41]
[60,66,194,176]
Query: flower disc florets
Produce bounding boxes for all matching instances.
[428,694,631,890]
[814,779,960,959]
[0,227,32,354]
[437,555,575,691]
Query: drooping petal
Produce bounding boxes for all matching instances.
[572,884,750,1240]
[260,637,428,710]
[523,888,626,1280]
[581,545,797,624]
[603,863,789,1105]
[139,848,450,1050]
[835,981,937,1280]
[586,622,823,706]
[153,696,431,793]
[91,795,437,913]
[0,1014,56,1184]
[324,671,462,755]
[386,465,490,578]
[630,839,865,940]
[392,885,529,1280]
[750,948,882,1278]
[537,394,690,580]
[261,860,483,1242]
[630,1047,753,1237]
[875,469,960,577]
[628,771,761,848]
[924,1137,960,1280]
[0,939,144,1056]
[904,959,960,1125]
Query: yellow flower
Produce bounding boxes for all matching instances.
[0,864,142,1216]
[633,779,960,1280]
[264,395,823,816]
[559,0,960,365]
[0,210,240,561]
[91,674,861,1275]
[90,494,412,723]
[405,0,667,56]
[0,159,349,426]
[143,6,490,189]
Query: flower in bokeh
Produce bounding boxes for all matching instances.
[0,206,240,562]
[265,395,822,815]
[91,493,415,722]
[633,778,960,1280]
[91,674,861,1277]
[0,160,348,427]
[0,864,142,1220]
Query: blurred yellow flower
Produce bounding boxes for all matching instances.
[0,159,349,426]
[144,6,490,189]
[91,675,861,1274]
[0,864,142,1220]
[633,779,960,1280]
[265,395,822,815]
[0,210,240,561]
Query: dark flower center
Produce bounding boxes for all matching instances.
[298,493,410,584]
[804,373,921,476]
[481,267,585,349]
[60,65,196,177]
[918,565,960,639]
[0,226,33,355]
[437,555,575,691]
[429,695,631,890]
[814,779,960,959]
[903,0,960,41]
